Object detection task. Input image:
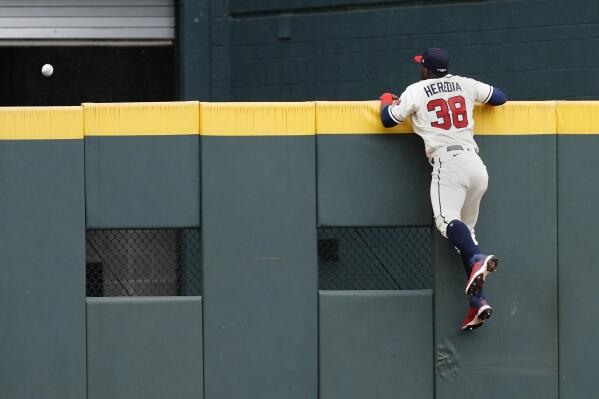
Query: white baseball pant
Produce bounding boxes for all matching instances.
[429,147,488,243]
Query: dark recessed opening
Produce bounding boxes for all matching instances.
[0,45,175,106]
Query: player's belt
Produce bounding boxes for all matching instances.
[429,145,478,165]
[447,145,464,151]
[438,145,477,154]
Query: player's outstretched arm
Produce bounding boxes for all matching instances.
[487,87,507,106]
[379,92,399,127]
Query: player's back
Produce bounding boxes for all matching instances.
[397,74,493,157]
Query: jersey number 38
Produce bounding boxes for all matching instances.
[427,95,469,130]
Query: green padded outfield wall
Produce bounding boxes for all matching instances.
[86,297,203,399]
[4,100,599,399]
[315,101,560,399]
[200,103,318,399]
[556,102,599,399]
[0,108,86,399]
[84,102,200,229]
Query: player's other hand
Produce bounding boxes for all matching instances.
[379,92,399,106]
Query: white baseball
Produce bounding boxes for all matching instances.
[41,64,54,77]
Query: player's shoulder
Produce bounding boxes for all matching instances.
[448,74,473,83]
[451,74,486,86]
[447,74,487,94]
[403,81,426,95]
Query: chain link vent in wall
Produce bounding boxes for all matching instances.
[318,227,432,290]
[86,229,202,297]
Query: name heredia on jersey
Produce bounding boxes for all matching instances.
[424,81,463,97]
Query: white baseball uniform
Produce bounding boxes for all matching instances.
[385,74,495,239]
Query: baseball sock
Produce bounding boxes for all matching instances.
[446,220,480,273]
[460,252,472,277]
[469,290,486,308]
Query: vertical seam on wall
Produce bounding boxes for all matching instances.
[82,104,89,399]
[317,289,321,399]
[555,116,560,397]
[198,108,205,399]
[315,107,319,227]
[313,106,320,398]
[198,66,206,399]
[85,299,89,399]
[553,103,560,396]
[83,108,88,229]
[199,114,206,399]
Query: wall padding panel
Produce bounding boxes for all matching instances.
[201,102,318,399]
[316,101,430,226]
[84,102,200,228]
[320,290,433,399]
[86,297,203,399]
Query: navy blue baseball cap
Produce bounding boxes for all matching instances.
[414,48,449,74]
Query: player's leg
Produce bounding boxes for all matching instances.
[431,158,493,331]
[460,154,498,297]
[460,154,488,234]
[445,220,480,274]
[430,159,467,241]
[431,158,483,269]
[460,196,494,331]
[430,160,490,284]
[460,167,487,271]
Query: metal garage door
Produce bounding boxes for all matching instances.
[0,0,174,39]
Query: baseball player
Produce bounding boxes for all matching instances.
[379,47,507,331]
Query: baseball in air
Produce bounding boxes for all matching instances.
[41,64,54,77]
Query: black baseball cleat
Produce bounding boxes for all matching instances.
[465,254,499,297]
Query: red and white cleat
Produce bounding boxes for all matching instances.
[461,301,493,331]
[465,254,499,297]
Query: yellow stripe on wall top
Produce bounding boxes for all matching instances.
[84,101,199,136]
[316,101,413,134]
[0,106,83,140]
[473,101,556,135]
[557,101,599,134]
[4,101,599,139]
[200,102,315,136]
[315,101,560,135]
